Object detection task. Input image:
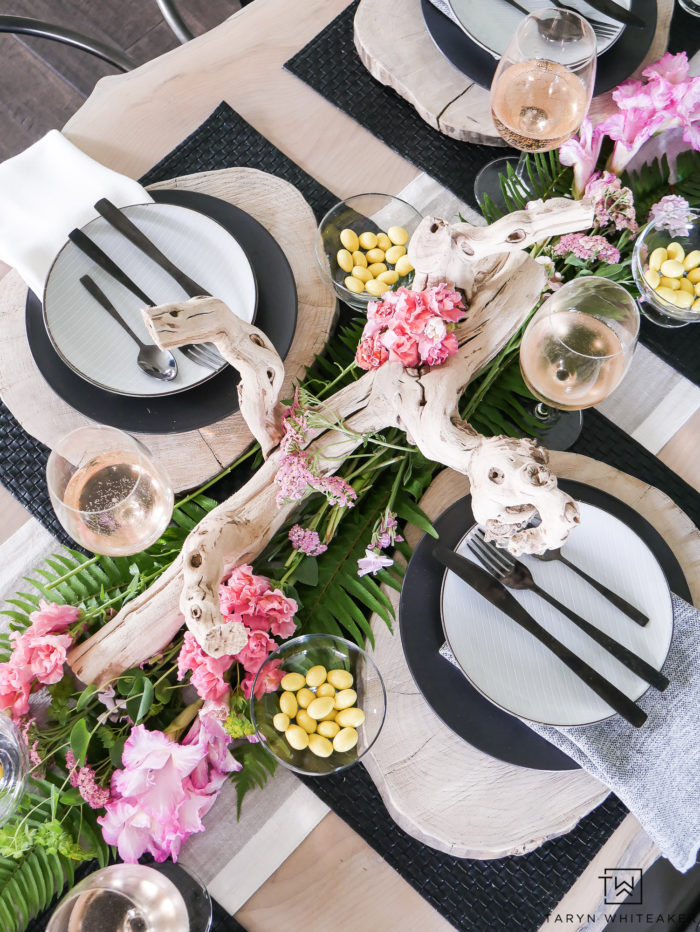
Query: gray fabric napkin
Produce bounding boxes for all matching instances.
[440,593,700,871]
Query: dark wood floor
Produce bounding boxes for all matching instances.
[0,0,242,160]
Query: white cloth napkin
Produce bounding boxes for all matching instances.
[440,593,700,872]
[0,130,152,297]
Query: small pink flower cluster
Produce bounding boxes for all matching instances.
[355,285,466,371]
[98,705,240,862]
[561,52,700,192]
[0,601,80,719]
[274,392,357,508]
[584,172,637,233]
[357,512,403,578]
[553,233,621,265]
[648,195,693,238]
[288,524,327,556]
[66,750,110,810]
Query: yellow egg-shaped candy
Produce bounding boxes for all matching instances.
[296,687,315,710]
[671,290,693,309]
[316,683,335,698]
[352,250,367,268]
[659,276,680,290]
[333,727,359,753]
[395,255,414,277]
[693,298,700,311]
[667,242,685,263]
[344,276,365,294]
[695,282,700,296]
[678,277,695,295]
[279,691,298,718]
[317,720,340,739]
[656,286,680,304]
[285,724,309,750]
[385,244,407,265]
[358,231,378,250]
[660,259,684,278]
[308,734,334,758]
[365,279,387,298]
[305,665,327,688]
[376,232,392,251]
[643,268,660,290]
[334,688,358,710]
[273,712,290,732]
[335,707,366,728]
[327,669,353,690]
[352,265,373,283]
[648,247,668,271]
[686,267,700,284]
[365,247,385,264]
[683,250,700,271]
[280,672,305,692]
[336,249,353,274]
[296,709,318,734]
[339,229,359,252]
[368,262,388,277]
[307,696,335,720]
[378,270,399,286]
[388,225,409,246]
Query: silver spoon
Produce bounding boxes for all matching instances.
[79,275,177,382]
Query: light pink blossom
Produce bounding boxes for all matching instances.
[553,233,620,265]
[584,172,637,233]
[642,51,689,85]
[289,525,327,556]
[648,195,693,238]
[559,118,603,196]
[234,628,275,676]
[65,750,110,809]
[183,703,241,795]
[177,632,232,704]
[241,657,286,700]
[357,549,394,577]
[27,601,80,636]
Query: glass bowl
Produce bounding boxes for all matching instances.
[315,193,423,313]
[250,634,387,776]
[0,715,28,825]
[632,209,700,328]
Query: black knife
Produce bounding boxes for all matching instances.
[94,198,210,298]
[433,546,647,728]
[578,0,644,28]
[68,228,156,307]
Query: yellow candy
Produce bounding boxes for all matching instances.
[327,669,353,690]
[296,709,318,734]
[316,683,335,698]
[336,249,353,274]
[273,712,290,732]
[643,268,660,290]
[339,229,359,252]
[365,278,387,297]
[352,250,367,268]
[385,244,407,265]
[660,259,685,278]
[296,687,315,709]
[667,242,685,262]
[333,727,359,753]
[693,298,700,311]
[387,225,409,246]
[678,277,695,295]
[317,720,340,739]
[696,282,700,296]
[308,734,334,758]
[319,706,337,723]
[285,724,309,750]
[335,707,366,728]
[352,265,373,283]
[368,262,388,277]
[656,286,680,304]
[378,270,399,285]
[344,276,365,294]
[307,696,335,720]
[671,290,693,310]
[688,268,700,284]
[279,691,298,718]
[683,250,700,271]
[280,672,305,692]
[648,247,668,271]
[358,231,378,250]
[365,247,385,264]
[376,232,392,251]
[395,255,414,277]
[334,688,357,710]
[658,276,680,290]
[305,665,327,688]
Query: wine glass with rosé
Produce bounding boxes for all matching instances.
[475,8,597,211]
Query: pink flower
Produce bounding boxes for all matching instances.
[553,233,620,265]
[600,108,667,174]
[370,512,403,552]
[99,797,157,862]
[21,631,72,685]
[421,332,458,367]
[241,657,285,701]
[28,601,80,636]
[425,283,465,322]
[0,663,31,718]
[642,51,689,85]
[219,565,298,640]
[177,632,233,704]
[559,118,604,196]
[584,172,637,233]
[234,628,275,676]
[257,591,298,639]
[648,195,693,238]
[357,549,394,577]
[356,332,389,370]
[66,750,110,809]
[383,322,420,368]
[289,525,327,556]
[183,702,240,795]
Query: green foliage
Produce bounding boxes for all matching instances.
[479,151,573,222]
[622,149,700,222]
[230,741,277,818]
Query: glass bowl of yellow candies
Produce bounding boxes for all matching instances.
[250,634,387,776]
[632,209,700,328]
[315,193,423,312]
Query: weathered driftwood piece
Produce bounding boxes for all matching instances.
[69,199,594,681]
[142,296,285,458]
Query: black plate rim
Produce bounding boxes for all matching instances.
[398,477,690,772]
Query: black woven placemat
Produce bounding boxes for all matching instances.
[285,2,700,386]
[3,102,699,930]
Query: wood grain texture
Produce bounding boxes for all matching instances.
[0,166,336,492]
[361,451,700,859]
[355,0,675,142]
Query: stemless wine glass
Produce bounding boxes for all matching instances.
[519,277,639,446]
[0,715,28,825]
[47,425,174,556]
[475,9,597,209]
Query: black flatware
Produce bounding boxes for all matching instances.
[433,545,647,728]
[468,532,668,692]
[582,0,645,27]
[94,198,210,298]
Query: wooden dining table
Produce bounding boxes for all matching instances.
[1,1,699,929]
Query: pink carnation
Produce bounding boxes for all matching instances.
[177,632,232,704]
[241,657,285,701]
[234,628,275,676]
[219,565,298,639]
[20,631,72,685]
[28,601,80,636]
[0,663,31,718]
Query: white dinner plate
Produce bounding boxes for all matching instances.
[448,0,626,59]
[441,502,673,727]
[43,202,257,397]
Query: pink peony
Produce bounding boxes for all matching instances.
[559,118,604,196]
[177,632,233,704]
[241,657,285,701]
[28,601,80,637]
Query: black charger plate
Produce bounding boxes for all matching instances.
[25,189,298,434]
[421,0,657,97]
[399,478,690,771]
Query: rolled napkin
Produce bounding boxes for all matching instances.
[440,592,700,871]
[0,130,152,296]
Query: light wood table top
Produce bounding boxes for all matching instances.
[0,1,697,929]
